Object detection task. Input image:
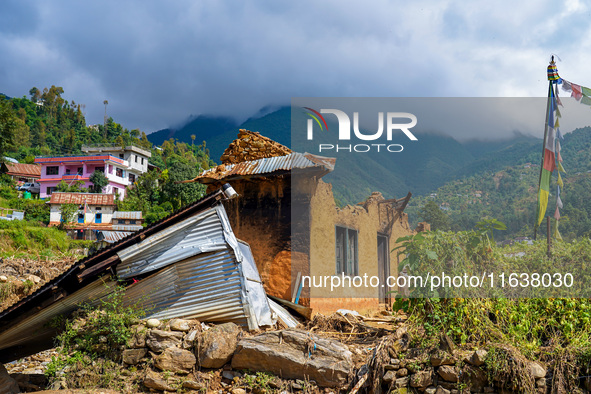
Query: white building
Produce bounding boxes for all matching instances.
[81,144,152,185]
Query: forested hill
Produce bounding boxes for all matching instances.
[3,86,591,239]
[148,106,543,205]
[405,126,591,241]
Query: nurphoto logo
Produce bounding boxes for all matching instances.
[304,107,418,153]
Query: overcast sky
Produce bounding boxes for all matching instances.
[1,0,590,136]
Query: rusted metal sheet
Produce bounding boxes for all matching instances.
[49,192,116,206]
[198,152,335,182]
[2,162,41,177]
[112,211,143,220]
[0,189,224,332]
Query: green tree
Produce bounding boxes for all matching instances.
[419,200,451,231]
[0,100,17,160]
[89,170,108,193]
[59,203,78,228]
[56,180,88,193]
[160,160,204,209]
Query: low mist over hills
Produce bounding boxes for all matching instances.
[147,106,544,205]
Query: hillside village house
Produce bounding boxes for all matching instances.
[34,145,151,200]
[48,192,142,240]
[0,162,41,184]
[192,130,418,315]
[111,210,144,231]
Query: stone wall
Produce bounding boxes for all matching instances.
[380,330,549,394]
[220,129,292,164]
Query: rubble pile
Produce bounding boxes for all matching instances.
[220,129,292,164]
[1,312,558,393]
[10,316,353,393]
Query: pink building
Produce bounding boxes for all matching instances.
[34,145,152,200]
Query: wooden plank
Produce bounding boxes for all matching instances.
[77,255,120,282]
[268,295,312,320]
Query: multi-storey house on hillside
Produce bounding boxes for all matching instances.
[34,144,151,200]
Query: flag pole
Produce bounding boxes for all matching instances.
[534,77,553,241]
[547,216,551,257]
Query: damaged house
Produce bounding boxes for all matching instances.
[192,130,416,315]
[0,186,277,363]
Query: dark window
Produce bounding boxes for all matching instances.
[96,207,101,211]
[65,169,71,175]
[95,166,104,172]
[129,220,136,224]
[47,187,57,195]
[129,173,136,183]
[116,168,123,177]
[118,219,126,224]
[335,226,358,276]
[46,166,59,175]
[77,167,83,175]
[135,155,138,163]
[141,158,144,165]
[119,154,124,159]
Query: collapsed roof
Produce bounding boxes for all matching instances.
[0,186,275,363]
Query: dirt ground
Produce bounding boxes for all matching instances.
[0,256,78,312]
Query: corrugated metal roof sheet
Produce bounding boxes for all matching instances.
[99,231,133,243]
[0,189,227,363]
[2,163,41,177]
[0,278,116,350]
[112,225,143,232]
[116,208,226,278]
[112,211,143,220]
[123,248,249,326]
[49,192,116,206]
[0,189,277,362]
[197,152,335,182]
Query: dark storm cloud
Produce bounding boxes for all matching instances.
[0,0,590,136]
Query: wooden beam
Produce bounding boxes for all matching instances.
[77,255,120,282]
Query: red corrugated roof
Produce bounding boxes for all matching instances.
[34,155,126,165]
[2,163,41,177]
[48,193,116,206]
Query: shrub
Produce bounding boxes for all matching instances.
[47,284,144,390]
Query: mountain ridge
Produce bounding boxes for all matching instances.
[147,106,542,204]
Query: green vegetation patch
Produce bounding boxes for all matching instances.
[0,220,89,259]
